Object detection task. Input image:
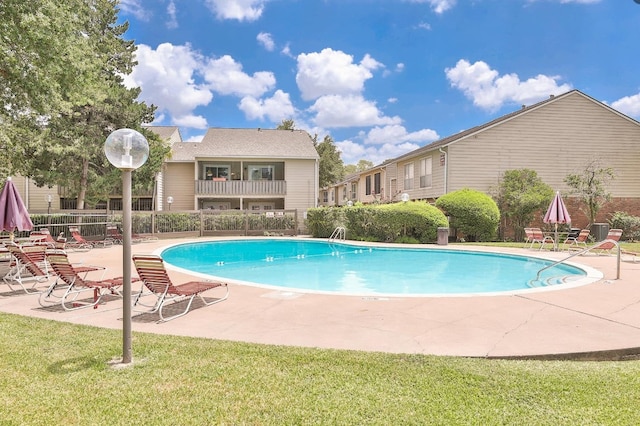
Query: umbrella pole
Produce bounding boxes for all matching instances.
[554,223,558,251]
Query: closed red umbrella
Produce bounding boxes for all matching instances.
[543,191,571,250]
[0,177,34,241]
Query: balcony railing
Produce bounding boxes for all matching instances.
[195,179,287,196]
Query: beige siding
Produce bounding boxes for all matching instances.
[164,163,196,210]
[284,159,317,210]
[395,153,445,200]
[447,93,640,197]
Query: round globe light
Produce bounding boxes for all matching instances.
[104,128,149,170]
[401,193,410,202]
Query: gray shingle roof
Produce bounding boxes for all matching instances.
[145,126,181,142]
[170,128,319,161]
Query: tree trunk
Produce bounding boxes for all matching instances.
[77,158,89,209]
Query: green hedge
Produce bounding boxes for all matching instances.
[609,211,640,241]
[306,202,448,243]
[435,188,500,242]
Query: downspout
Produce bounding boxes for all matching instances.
[438,147,448,194]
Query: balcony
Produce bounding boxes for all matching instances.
[195,179,287,196]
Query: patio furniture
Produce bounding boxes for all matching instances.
[39,251,131,310]
[563,229,590,251]
[594,229,623,255]
[132,255,228,322]
[526,228,555,250]
[69,226,113,249]
[2,243,51,293]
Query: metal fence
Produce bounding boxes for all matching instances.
[7,209,299,240]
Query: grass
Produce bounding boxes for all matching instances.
[1,313,640,425]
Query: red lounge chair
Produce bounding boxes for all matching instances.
[2,243,50,293]
[594,229,623,255]
[69,226,112,249]
[133,255,228,322]
[526,228,554,250]
[39,251,130,310]
[563,229,590,251]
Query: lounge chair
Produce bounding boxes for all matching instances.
[33,228,66,250]
[106,224,145,245]
[526,227,554,250]
[39,251,129,310]
[563,229,590,251]
[132,255,229,322]
[69,226,113,249]
[2,243,51,293]
[593,229,623,255]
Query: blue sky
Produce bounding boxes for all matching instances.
[119,0,640,165]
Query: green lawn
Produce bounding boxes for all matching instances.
[1,312,640,425]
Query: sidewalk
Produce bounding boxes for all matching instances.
[2,238,640,359]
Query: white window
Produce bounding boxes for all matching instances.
[203,165,229,180]
[420,157,432,188]
[248,165,274,181]
[404,163,414,190]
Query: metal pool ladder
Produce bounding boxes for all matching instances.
[329,227,346,241]
[528,239,621,287]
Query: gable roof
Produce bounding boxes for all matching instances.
[391,89,640,164]
[145,126,182,142]
[170,128,319,161]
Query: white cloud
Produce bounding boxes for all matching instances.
[203,0,266,21]
[202,55,276,97]
[336,138,422,165]
[610,92,640,118]
[310,95,402,128]
[186,133,206,142]
[296,48,383,101]
[174,114,209,129]
[238,90,296,122]
[124,43,213,128]
[364,125,439,146]
[406,0,457,14]
[445,59,572,111]
[166,0,178,29]
[257,32,275,51]
[118,0,151,21]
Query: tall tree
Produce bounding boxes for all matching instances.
[564,159,615,226]
[493,169,554,241]
[3,0,170,208]
[315,135,344,188]
[276,119,296,130]
[344,159,374,175]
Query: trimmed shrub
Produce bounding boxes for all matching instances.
[375,201,448,243]
[609,211,640,241]
[435,188,500,242]
[305,207,345,238]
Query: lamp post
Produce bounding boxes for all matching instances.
[104,128,149,364]
[167,196,173,211]
[46,194,52,215]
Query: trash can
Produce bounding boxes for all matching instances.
[437,227,449,245]
[591,223,610,241]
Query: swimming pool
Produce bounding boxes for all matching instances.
[159,239,600,296]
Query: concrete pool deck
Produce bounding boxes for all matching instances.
[2,237,640,360]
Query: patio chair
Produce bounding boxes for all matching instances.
[563,229,590,251]
[594,229,623,255]
[69,226,113,249]
[33,228,66,250]
[2,243,51,293]
[39,251,130,310]
[132,255,229,322]
[106,224,144,245]
[527,227,554,250]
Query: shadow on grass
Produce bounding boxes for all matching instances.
[48,356,105,374]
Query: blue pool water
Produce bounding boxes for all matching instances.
[160,239,588,296]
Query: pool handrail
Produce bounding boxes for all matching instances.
[530,239,621,287]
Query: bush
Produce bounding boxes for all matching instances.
[305,207,345,238]
[305,202,448,243]
[609,211,640,241]
[435,188,500,242]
